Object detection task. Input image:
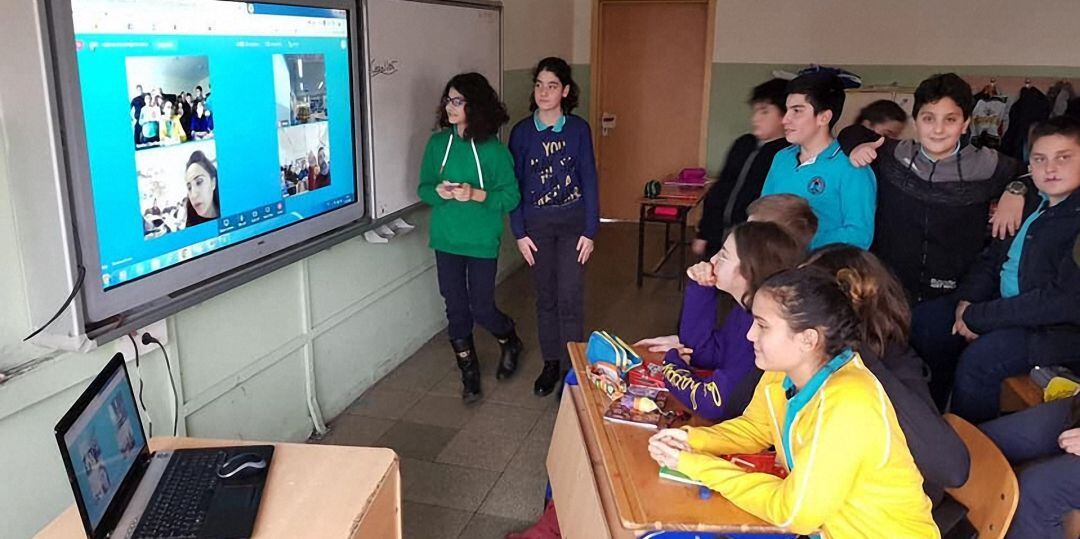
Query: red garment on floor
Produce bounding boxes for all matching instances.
[506,499,561,539]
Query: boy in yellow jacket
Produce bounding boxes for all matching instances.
[649,267,938,539]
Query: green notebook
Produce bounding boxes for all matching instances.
[658,465,705,487]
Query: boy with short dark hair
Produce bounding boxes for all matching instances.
[694,79,790,257]
[840,73,1027,305]
[911,116,1080,422]
[761,72,877,250]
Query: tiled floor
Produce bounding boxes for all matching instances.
[310,223,686,539]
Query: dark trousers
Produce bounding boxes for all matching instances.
[911,295,1031,423]
[981,397,1080,539]
[435,250,512,341]
[527,208,585,368]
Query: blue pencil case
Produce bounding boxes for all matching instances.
[585,330,642,374]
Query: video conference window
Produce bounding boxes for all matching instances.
[274,53,332,197]
[275,53,327,126]
[137,142,221,238]
[127,55,215,150]
[69,1,360,291]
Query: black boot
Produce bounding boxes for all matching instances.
[534,361,562,397]
[451,337,482,403]
[494,324,523,380]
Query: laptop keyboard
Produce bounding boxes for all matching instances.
[133,450,227,539]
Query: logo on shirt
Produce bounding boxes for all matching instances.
[807,176,826,195]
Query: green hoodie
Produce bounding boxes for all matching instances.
[418,128,521,259]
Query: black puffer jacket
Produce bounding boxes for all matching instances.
[839,125,1023,303]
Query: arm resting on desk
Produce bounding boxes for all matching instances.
[685,375,775,455]
[679,389,877,535]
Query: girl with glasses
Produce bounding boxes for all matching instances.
[417,72,522,403]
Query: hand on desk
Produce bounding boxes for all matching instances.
[649,429,691,469]
[635,335,682,353]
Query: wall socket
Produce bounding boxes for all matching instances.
[115,319,169,361]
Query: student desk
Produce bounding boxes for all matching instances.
[547,342,789,538]
[36,437,401,539]
[636,182,711,289]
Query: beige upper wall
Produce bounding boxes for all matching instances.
[503,0,576,70]
[569,0,1080,67]
[713,0,1080,66]
[571,0,592,64]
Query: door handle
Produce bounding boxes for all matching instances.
[601,113,616,136]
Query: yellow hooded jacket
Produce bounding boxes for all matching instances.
[676,350,939,539]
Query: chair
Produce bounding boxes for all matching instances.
[943,414,1020,539]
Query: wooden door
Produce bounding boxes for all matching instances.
[593,0,712,220]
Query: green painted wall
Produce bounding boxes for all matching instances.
[706,63,1080,172]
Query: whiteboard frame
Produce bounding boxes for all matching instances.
[365,0,504,220]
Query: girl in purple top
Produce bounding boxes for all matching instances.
[637,221,805,420]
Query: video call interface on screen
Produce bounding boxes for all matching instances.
[63,368,146,530]
[70,0,359,290]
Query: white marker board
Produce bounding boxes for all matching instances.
[366,0,502,219]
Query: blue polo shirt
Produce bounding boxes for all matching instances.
[761,139,877,249]
[1000,195,1049,298]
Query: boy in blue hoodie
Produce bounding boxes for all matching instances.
[761,72,877,249]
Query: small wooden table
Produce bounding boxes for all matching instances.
[36,437,401,539]
[636,182,711,288]
[547,342,788,536]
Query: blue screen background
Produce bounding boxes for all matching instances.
[74,24,359,288]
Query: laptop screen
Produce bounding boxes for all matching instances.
[62,365,147,531]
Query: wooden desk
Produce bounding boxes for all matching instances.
[636,182,710,288]
[36,438,401,539]
[548,342,787,536]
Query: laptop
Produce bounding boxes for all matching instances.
[54,353,273,538]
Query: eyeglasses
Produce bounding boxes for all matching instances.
[443,96,467,108]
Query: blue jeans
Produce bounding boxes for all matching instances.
[911,295,1031,422]
[981,398,1080,539]
[527,207,585,368]
[435,250,513,341]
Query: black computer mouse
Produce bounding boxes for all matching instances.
[217,452,268,479]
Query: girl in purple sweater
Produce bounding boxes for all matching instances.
[637,220,806,420]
